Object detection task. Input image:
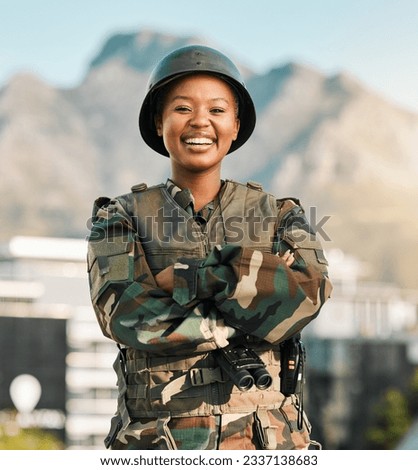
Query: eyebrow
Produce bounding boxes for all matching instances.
[170,95,231,104]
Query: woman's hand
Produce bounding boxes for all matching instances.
[155,265,175,294]
[155,250,294,296]
[279,249,295,267]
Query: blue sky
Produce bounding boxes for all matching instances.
[2,0,418,112]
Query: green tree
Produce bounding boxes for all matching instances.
[365,388,412,449]
[406,367,418,416]
[0,424,64,450]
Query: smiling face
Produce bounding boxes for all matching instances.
[155,73,240,178]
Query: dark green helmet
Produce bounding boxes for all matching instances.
[139,44,256,157]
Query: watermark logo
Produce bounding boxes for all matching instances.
[86,206,332,244]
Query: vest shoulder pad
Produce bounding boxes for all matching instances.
[276,198,305,226]
[92,196,111,216]
[246,180,263,191]
[225,179,265,192]
[276,197,302,209]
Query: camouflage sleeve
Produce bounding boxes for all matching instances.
[173,199,333,344]
[87,197,236,355]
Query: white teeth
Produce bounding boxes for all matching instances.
[185,138,213,145]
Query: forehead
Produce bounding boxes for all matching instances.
[164,73,236,100]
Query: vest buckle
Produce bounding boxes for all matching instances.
[189,367,224,386]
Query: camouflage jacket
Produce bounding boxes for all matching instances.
[87,179,332,355]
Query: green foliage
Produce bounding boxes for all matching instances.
[365,380,415,450]
[0,424,64,450]
[406,368,418,416]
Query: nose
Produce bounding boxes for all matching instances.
[190,107,210,127]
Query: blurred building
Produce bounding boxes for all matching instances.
[304,249,418,449]
[0,237,417,449]
[306,249,418,340]
[0,236,117,449]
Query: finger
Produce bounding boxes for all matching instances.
[285,254,295,266]
[281,249,291,260]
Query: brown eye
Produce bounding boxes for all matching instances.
[175,105,191,112]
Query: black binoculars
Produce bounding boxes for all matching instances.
[215,345,272,391]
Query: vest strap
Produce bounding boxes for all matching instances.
[113,349,131,431]
[189,367,224,386]
[126,353,216,371]
[255,407,278,450]
[159,366,225,405]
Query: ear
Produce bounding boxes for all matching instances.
[155,116,163,136]
[233,118,240,141]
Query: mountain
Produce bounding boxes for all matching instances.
[1,29,418,289]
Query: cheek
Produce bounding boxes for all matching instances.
[159,116,181,138]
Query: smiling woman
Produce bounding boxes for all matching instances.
[86,44,332,450]
[154,74,240,198]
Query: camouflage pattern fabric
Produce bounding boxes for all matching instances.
[87,183,332,352]
[111,405,311,450]
[173,242,331,345]
[87,180,333,449]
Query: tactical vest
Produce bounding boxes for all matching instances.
[113,180,290,429]
[128,179,278,275]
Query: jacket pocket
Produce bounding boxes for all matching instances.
[87,240,133,302]
[281,229,328,274]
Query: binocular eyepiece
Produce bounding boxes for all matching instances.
[215,345,272,392]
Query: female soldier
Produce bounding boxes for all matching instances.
[87,45,332,450]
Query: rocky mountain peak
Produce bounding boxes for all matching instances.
[89,29,204,73]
